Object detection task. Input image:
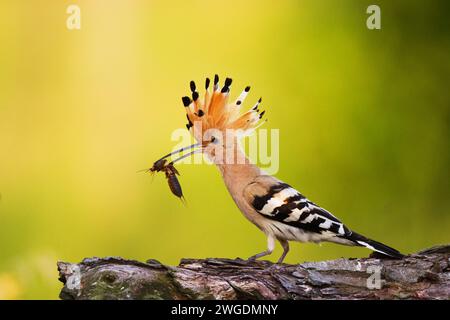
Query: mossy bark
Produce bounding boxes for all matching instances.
[58,245,449,300]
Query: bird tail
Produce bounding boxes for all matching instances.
[346,231,404,259]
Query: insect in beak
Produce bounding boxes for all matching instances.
[142,134,215,200]
[162,162,184,201]
[141,143,204,201]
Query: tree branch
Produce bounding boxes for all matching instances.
[57,245,449,300]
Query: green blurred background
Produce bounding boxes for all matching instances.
[0,0,449,299]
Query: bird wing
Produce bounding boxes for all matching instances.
[243,175,350,237]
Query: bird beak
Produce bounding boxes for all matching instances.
[154,142,201,163]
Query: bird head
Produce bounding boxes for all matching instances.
[181,75,267,164]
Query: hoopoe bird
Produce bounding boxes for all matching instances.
[157,75,404,263]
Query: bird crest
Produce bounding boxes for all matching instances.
[182,75,267,143]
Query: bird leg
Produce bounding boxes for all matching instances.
[248,235,275,261]
[277,239,290,264]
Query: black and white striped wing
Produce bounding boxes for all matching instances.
[243,175,404,258]
[246,178,350,237]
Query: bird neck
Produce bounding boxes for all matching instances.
[216,145,262,195]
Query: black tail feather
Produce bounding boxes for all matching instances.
[347,231,404,259]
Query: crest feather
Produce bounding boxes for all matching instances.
[181,75,267,138]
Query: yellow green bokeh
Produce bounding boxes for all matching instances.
[0,0,449,299]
